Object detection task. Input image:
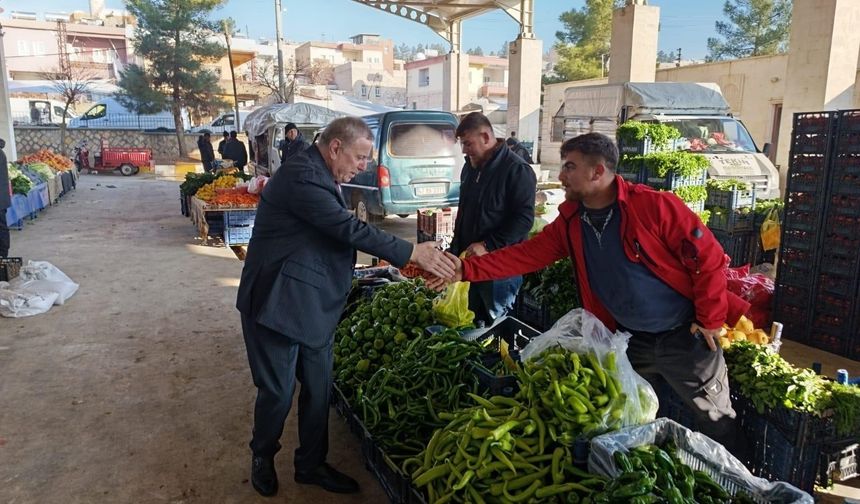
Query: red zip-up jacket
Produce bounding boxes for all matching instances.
[462,175,750,330]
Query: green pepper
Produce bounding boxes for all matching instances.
[655,448,677,474]
[694,470,730,500]
[614,451,634,472]
[502,479,541,503]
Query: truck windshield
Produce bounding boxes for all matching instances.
[660,118,758,154]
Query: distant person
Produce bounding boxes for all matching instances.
[506,137,534,164]
[199,132,216,173]
[0,138,10,257]
[223,131,248,173]
[278,123,309,164]
[218,131,230,158]
[29,104,40,125]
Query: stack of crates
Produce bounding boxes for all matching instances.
[706,183,757,267]
[808,110,860,356]
[222,209,256,246]
[416,207,455,245]
[773,111,837,345]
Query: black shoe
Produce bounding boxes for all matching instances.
[251,456,278,497]
[295,463,360,494]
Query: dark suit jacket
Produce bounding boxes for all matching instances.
[236,146,413,348]
[0,148,10,210]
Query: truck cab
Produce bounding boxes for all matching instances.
[563,82,781,199]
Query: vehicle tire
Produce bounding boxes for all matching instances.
[397,214,410,218]
[119,164,136,176]
[354,194,382,225]
[133,166,140,175]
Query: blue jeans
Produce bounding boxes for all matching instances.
[468,276,522,326]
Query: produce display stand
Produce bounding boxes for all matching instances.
[188,196,257,246]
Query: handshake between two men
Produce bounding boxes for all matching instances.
[408,242,468,291]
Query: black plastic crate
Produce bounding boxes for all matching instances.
[806,323,851,356]
[830,172,860,196]
[645,169,707,191]
[0,257,23,282]
[707,208,754,233]
[463,315,539,352]
[617,157,645,184]
[362,435,408,504]
[205,213,224,236]
[775,283,814,307]
[730,391,832,493]
[837,109,860,134]
[781,227,819,252]
[782,205,824,233]
[773,284,813,343]
[784,190,820,213]
[223,209,256,227]
[794,111,838,135]
[712,230,756,267]
[825,193,860,218]
[792,134,830,155]
[470,352,520,397]
[832,154,860,176]
[180,192,189,217]
[786,169,827,194]
[813,291,855,319]
[817,271,859,298]
[818,252,860,279]
[513,290,553,331]
[706,187,756,209]
[820,439,859,484]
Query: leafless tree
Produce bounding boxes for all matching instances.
[256,59,333,103]
[46,65,97,155]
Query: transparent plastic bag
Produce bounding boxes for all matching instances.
[521,308,659,429]
[432,281,475,328]
[589,418,813,504]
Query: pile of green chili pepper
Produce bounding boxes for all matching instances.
[592,444,754,504]
[517,347,634,442]
[405,394,609,503]
[354,328,485,460]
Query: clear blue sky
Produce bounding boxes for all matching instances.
[7,0,726,59]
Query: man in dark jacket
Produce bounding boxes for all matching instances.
[222,130,248,173]
[278,122,309,164]
[0,138,10,257]
[198,132,216,172]
[449,112,536,325]
[217,131,229,157]
[505,137,534,164]
[236,117,456,498]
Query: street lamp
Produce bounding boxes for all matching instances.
[274,0,287,102]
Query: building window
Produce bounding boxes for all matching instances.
[374,87,381,98]
[32,41,46,56]
[419,68,429,87]
[17,41,30,57]
[361,84,368,97]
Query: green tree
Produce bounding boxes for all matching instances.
[117,0,227,157]
[466,46,484,56]
[552,0,622,81]
[498,41,509,58]
[706,0,792,61]
[657,49,677,64]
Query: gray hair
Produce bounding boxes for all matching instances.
[319,117,374,147]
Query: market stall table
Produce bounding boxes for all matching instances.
[189,196,257,246]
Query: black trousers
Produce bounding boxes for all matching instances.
[0,208,9,257]
[241,313,333,471]
[625,323,747,458]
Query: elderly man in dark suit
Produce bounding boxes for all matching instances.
[236,116,456,498]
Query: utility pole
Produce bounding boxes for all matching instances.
[0,20,17,160]
[223,20,241,133]
[274,0,286,102]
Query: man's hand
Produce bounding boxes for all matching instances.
[426,252,463,291]
[464,241,489,257]
[410,242,457,280]
[691,323,721,352]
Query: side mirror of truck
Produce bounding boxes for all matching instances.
[762,142,772,156]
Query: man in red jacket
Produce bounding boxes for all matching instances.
[433,133,749,454]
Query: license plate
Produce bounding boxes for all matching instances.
[415,185,446,196]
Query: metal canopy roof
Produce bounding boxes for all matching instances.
[349,0,534,47]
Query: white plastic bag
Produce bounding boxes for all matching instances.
[247,175,269,195]
[13,261,79,305]
[0,285,60,317]
[588,418,813,504]
[521,308,659,428]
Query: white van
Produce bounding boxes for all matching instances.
[191,110,252,134]
[10,98,77,125]
[69,97,191,130]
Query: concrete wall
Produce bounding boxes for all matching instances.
[406,58,446,110]
[13,126,199,163]
[333,61,406,107]
[656,54,789,160]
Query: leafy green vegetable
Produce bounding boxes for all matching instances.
[673,185,707,204]
[641,151,709,179]
[617,122,681,151]
[522,260,581,322]
[706,178,749,191]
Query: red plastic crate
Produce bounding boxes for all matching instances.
[416,207,454,237]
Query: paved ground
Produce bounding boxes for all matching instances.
[0,173,394,504]
[1,171,858,503]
